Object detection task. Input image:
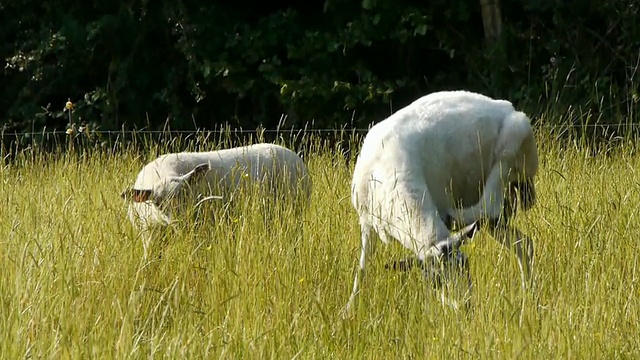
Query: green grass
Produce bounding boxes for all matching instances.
[0,131,639,359]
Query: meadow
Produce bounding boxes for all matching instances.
[0,127,639,359]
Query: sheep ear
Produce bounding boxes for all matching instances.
[459,221,480,240]
[180,163,211,184]
[121,189,154,202]
[435,221,480,255]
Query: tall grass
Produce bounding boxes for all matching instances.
[0,130,638,359]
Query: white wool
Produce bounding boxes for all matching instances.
[121,143,312,256]
[343,90,538,316]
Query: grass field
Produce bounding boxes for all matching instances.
[0,129,639,359]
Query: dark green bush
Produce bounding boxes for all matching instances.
[1,0,639,135]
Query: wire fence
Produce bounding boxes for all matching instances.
[3,122,640,138]
[2,122,638,163]
[2,123,639,148]
[0,126,368,162]
[1,128,368,137]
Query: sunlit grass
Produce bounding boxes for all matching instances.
[0,131,638,358]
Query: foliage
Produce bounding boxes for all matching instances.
[1,0,639,134]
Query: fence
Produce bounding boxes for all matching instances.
[0,127,368,164]
[5,122,640,137]
[2,122,639,163]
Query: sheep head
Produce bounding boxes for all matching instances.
[423,221,479,289]
[433,221,479,258]
[121,162,213,206]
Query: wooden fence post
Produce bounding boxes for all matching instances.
[480,0,503,45]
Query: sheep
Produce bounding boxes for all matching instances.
[342,90,538,316]
[121,143,312,257]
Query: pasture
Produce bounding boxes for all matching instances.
[0,129,638,358]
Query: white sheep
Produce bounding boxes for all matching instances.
[121,143,312,256]
[343,90,538,316]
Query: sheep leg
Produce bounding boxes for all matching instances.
[140,230,153,261]
[342,222,373,318]
[142,237,150,260]
[486,219,534,290]
[449,165,533,288]
[449,166,506,225]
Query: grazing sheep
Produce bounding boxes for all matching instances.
[343,90,538,316]
[121,143,312,256]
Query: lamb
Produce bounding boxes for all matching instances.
[343,90,538,316]
[121,143,312,256]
